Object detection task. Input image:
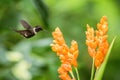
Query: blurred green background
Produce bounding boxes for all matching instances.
[0,0,120,80]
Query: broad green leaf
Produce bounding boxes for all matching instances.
[94,37,116,80]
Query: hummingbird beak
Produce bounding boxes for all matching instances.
[43,29,47,31]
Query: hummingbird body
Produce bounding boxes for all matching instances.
[14,20,43,38]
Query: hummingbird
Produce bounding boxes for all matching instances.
[14,20,43,38]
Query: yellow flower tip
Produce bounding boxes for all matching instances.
[86,24,90,29]
[71,40,78,46]
[52,27,62,37]
[100,16,107,24]
[52,27,66,45]
[50,43,53,47]
[70,40,79,53]
[97,16,108,35]
[102,16,107,20]
[55,27,61,32]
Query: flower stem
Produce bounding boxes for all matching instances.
[75,67,80,80]
[91,58,95,80]
[70,71,75,79]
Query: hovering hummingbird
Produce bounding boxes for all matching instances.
[14,20,43,38]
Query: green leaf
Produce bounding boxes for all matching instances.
[33,0,49,28]
[94,37,116,80]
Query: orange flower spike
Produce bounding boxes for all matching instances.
[86,24,97,58]
[95,16,109,68]
[86,16,109,68]
[70,40,79,67]
[51,27,73,80]
[51,27,80,79]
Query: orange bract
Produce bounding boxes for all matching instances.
[70,40,79,67]
[51,27,79,80]
[86,16,109,68]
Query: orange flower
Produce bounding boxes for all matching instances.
[70,40,79,67]
[58,67,71,80]
[51,27,79,80]
[86,24,97,58]
[95,16,109,68]
[86,16,109,68]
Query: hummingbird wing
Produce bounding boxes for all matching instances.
[14,29,34,38]
[20,20,32,29]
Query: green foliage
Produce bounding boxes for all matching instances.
[0,0,120,80]
[33,0,49,28]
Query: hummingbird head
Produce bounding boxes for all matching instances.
[34,26,43,32]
